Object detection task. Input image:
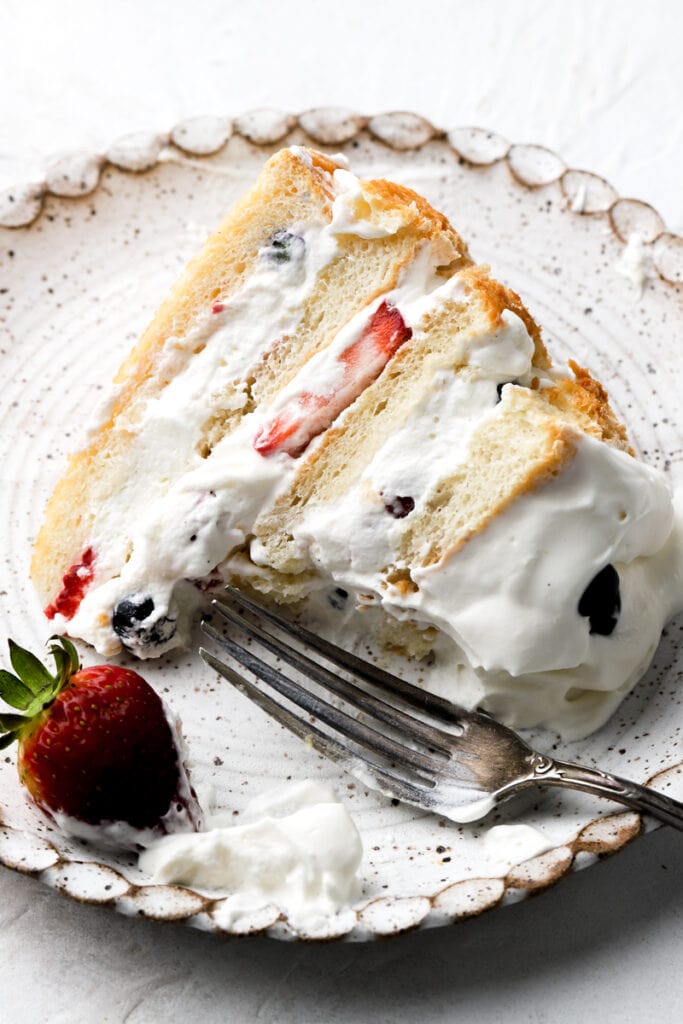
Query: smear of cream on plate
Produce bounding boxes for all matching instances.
[138,780,363,932]
[483,823,553,871]
[616,232,652,294]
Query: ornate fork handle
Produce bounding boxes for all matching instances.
[525,754,683,831]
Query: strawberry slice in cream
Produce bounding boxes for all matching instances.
[254,302,412,457]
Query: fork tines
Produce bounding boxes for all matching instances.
[199,589,466,806]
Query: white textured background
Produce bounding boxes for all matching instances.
[3,0,683,232]
[2,1,682,1022]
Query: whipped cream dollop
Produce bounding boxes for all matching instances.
[406,439,671,675]
[292,496,681,746]
[483,823,553,871]
[138,780,362,931]
[55,150,683,739]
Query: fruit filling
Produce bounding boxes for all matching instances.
[253,301,412,457]
[45,547,96,621]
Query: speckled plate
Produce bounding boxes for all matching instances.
[0,110,682,942]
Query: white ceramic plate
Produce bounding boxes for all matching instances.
[1,110,682,941]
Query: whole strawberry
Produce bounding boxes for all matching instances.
[0,636,202,847]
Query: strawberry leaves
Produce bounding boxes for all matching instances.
[8,641,55,695]
[0,636,81,746]
[0,669,35,710]
[0,714,28,749]
[46,635,80,688]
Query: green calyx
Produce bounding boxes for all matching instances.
[0,636,80,749]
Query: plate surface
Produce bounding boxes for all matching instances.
[0,111,682,941]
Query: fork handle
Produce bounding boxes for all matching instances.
[530,756,683,831]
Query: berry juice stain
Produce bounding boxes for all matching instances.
[45,547,96,621]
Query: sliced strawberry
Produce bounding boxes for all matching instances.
[0,637,201,845]
[254,301,412,457]
[340,301,411,365]
[45,547,96,621]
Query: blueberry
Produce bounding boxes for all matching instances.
[578,564,621,636]
[260,230,305,265]
[328,587,348,611]
[384,495,415,519]
[112,594,177,650]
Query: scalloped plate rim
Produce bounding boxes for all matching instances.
[0,109,681,942]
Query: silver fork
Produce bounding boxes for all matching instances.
[200,588,683,830]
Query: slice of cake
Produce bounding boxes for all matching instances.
[31,147,680,737]
[32,147,467,646]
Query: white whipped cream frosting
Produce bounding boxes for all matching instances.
[138,780,362,932]
[56,150,683,739]
[483,823,553,871]
[412,441,671,675]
